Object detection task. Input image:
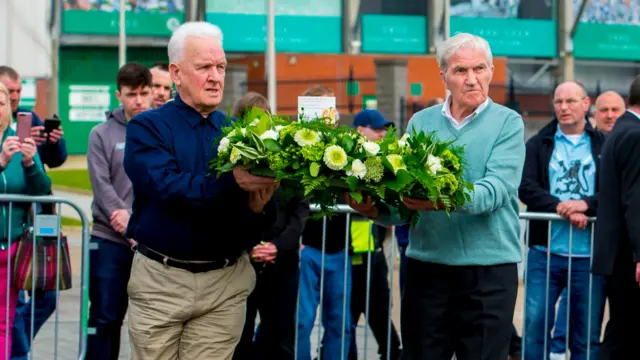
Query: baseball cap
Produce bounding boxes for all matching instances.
[353,109,393,129]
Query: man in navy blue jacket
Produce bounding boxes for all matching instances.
[123,22,278,360]
[0,65,68,360]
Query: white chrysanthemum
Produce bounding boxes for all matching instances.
[217,137,230,153]
[260,130,279,140]
[230,147,241,164]
[363,142,380,156]
[294,129,320,146]
[386,154,406,174]
[323,145,348,170]
[426,154,442,174]
[346,159,367,179]
[398,133,410,147]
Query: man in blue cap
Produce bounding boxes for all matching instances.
[347,109,402,360]
[353,109,393,141]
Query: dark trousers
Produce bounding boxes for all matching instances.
[349,250,402,360]
[86,237,134,360]
[11,290,57,360]
[598,257,640,360]
[400,259,518,360]
[234,259,299,360]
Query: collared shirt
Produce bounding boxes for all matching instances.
[441,95,490,130]
[544,126,596,257]
[123,94,276,261]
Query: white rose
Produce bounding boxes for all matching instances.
[260,129,279,140]
[363,142,380,156]
[217,137,230,153]
[346,159,367,179]
[426,154,442,174]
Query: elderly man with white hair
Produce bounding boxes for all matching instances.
[123,22,279,360]
[347,33,525,360]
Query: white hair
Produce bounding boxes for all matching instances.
[168,22,224,63]
[436,33,493,71]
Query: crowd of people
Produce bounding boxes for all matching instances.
[0,20,639,360]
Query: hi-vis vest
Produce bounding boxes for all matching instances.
[350,219,375,265]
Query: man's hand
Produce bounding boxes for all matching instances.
[30,126,46,146]
[233,166,278,192]
[110,209,130,234]
[248,185,277,214]
[556,200,589,218]
[251,242,278,263]
[48,127,64,144]
[568,212,588,230]
[403,197,444,212]
[636,262,640,287]
[344,192,379,219]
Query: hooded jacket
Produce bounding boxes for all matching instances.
[87,107,132,246]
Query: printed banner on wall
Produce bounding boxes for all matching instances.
[205,0,342,53]
[62,0,184,36]
[449,0,557,58]
[573,0,640,60]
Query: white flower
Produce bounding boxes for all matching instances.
[346,159,367,179]
[260,129,279,140]
[294,129,321,146]
[229,128,247,137]
[362,142,380,156]
[230,147,241,164]
[217,137,230,153]
[426,154,442,174]
[275,125,287,131]
[241,128,247,136]
[398,133,410,147]
[323,145,348,170]
[249,119,260,127]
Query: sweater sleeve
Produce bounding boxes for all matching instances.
[459,114,526,215]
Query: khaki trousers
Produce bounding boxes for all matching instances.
[127,251,256,360]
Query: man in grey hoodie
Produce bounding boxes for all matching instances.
[86,62,152,360]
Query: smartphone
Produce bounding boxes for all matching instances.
[44,115,61,134]
[16,112,32,141]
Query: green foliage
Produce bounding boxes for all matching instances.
[209,106,474,226]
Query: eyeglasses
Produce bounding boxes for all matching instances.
[553,97,584,106]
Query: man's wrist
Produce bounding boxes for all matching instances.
[22,159,34,167]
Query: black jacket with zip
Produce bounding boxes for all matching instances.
[518,118,605,248]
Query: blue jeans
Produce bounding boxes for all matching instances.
[524,248,606,360]
[85,237,134,360]
[550,288,568,354]
[297,246,351,360]
[10,290,57,360]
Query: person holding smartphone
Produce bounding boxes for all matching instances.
[0,66,68,360]
[0,82,51,359]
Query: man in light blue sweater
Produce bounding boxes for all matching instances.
[347,33,525,360]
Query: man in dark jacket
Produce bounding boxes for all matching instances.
[0,65,68,360]
[519,81,606,360]
[234,190,309,360]
[592,76,640,359]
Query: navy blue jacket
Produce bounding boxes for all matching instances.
[123,95,277,261]
[518,118,605,248]
[14,108,67,169]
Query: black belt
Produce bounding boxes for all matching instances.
[136,243,237,273]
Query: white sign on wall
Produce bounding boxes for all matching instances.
[68,85,111,122]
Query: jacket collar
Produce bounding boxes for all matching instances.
[539,117,598,143]
[173,93,229,129]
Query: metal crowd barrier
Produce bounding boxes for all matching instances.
[298,205,602,360]
[0,194,90,360]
